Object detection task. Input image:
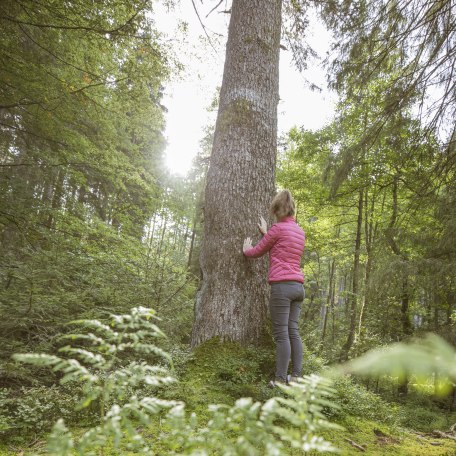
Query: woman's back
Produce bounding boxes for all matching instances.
[269,216,305,283]
[243,216,305,283]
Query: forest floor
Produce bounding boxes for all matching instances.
[1,420,455,455]
[320,416,456,455]
[1,339,456,455]
[168,340,456,455]
[1,419,455,455]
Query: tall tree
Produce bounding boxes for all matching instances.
[192,0,282,346]
[0,0,192,380]
[320,0,455,144]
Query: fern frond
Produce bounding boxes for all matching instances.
[13,353,62,367]
[68,320,119,339]
[117,342,172,362]
[47,419,74,456]
[58,347,106,367]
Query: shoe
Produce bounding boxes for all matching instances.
[268,377,287,388]
[287,375,300,383]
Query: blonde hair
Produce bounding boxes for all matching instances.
[269,189,295,220]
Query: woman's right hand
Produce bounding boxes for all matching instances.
[258,216,267,235]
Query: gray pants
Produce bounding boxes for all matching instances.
[269,281,304,381]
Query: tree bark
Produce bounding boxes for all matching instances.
[192,0,283,346]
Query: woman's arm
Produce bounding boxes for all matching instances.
[243,224,279,258]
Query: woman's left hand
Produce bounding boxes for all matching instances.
[258,216,267,235]
[243,237,253,253]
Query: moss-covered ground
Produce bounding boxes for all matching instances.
[1,339,455,455]
[320,416,456,455]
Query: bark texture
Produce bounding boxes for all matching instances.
[191,0,282,347]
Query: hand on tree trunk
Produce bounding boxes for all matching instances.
[258,216,268,235]
[243,237,253,253]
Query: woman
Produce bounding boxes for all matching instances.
[243,190,305,386]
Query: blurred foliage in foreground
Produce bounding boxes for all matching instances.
[343,333,456,396]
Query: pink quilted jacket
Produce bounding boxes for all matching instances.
[244,216,305,283]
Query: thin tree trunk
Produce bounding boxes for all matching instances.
[358,188,376,337]
[387,173,411,395]
[45,170,65,229]
[321,258,335,344]
[181,222,190,253]
[192,0,283,346]
[331,268,337,344]
[433,290,440,331]
[304,282,317,320]
[187,214,197,270]
[446,290,454,326]
[150,211,158,241]
[401,276,412,336]
[340,189,363,361]
[156,217,167,257]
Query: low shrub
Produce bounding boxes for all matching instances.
[330,375,399,425]
[0,385,85,439]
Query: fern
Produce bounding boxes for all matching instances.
[14,308,341,455]
[163,375,341,455]
[262,375,341,452]
[14,307,178,455]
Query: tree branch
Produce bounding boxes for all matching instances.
[190,0,218,53]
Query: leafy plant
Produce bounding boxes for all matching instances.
[344,333,456,390]
[13,308,342,455]
[14,307,178,455]
[163,374,341,455]
[330,376,399,425]
[10,386,80,435]
[0,389,12,433]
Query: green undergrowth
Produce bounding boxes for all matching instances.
[319,415,456,455]
[167,338,329,404]
[164,338,277,415]
[164,340,456,455]
[161,340,456,455]
[1,339,456,455]
[398,393,456,434]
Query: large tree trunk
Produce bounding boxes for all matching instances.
[191,0,282,347]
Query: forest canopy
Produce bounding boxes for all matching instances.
[0,0,455,454]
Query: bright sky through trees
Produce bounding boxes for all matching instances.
[155,2,336,176]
